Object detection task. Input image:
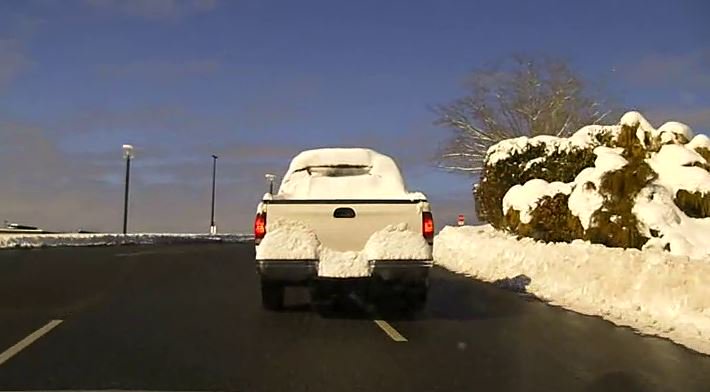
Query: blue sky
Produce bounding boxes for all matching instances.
[1,0,709,232]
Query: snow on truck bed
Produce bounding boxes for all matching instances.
[256,219,432,278]
[275,148,425,200]
[435,225,710,355]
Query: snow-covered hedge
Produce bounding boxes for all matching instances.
[434,225,710,355]
[0,233,253,249]
[475,111,710,259]
[475,130,607,229]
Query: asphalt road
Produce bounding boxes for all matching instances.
[0,243,709,392]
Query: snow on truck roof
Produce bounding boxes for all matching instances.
[275,148,425,200]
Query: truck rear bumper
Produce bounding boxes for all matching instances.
[256,259,432,283]
[257,260,318,283]
[369,260,433,282]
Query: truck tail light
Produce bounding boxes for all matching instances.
[422,211,434,244]
[254,212,266,244]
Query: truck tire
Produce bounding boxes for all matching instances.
[261,279,285,310]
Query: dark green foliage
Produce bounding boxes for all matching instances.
[475,145,597,228]
[685,161,710,171]
[502,208,523,233]
[476,128,615,228]
[599,161,656,204]
[585,210,649,249]
[503,193,584,243]
[594,130,616,146]
[675,190,710,218]
[587,161,654,250]
[683,147,710,172]
[613,124,647,159]
[473,183,484,223]
[475,121,706,250]
[695,147,710,163]
[586,124,655,249]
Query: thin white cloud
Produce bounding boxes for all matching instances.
[82,0,218,21]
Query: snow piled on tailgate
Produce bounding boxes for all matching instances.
[318,248,369,278]
[364,223,431,261]
[434,225,710,355]
[255,219,432,278]
[275,148,425,200]
[255,218,319,260]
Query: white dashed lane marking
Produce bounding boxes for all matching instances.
[115,250,185,257]
[115,251,161,257]
[349,293,409,342]
[0,320,63,366]
[374,319,408,342]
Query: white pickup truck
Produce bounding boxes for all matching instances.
[254,148,434,311]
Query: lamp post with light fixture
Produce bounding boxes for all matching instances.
[210,155,218,235]
[265,173,276,194]
[122,144,134,234]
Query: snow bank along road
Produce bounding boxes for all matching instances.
[436,226,710,355]
[1,244,710,391]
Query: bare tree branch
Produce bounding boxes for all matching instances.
[435,55,621,175]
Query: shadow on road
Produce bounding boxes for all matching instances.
[422,270,536,321]
[584,370,655,392]
[275,268,538,322]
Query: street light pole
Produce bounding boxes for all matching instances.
[210,155,218,235]
[122,144,134,234]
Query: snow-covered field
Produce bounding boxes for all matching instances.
[0,232,253,249]
[434,225,710,355]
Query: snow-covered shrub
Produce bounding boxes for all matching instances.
[694,147,710,163]
[584,124,656,249]
[503,193,584,243]
[674,190,710,218]
[475,135,608,229]
[475,111,710,258]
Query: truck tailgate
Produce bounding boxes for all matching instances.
[264,200,425,252]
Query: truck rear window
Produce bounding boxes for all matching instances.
[300,165,372,177]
